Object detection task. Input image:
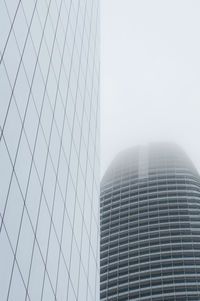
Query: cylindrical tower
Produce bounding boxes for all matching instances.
[100,143,200,301]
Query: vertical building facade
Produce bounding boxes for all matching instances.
[100,144,200,300]
[0,0,100,300]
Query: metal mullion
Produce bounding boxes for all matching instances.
[1,55,69,277]
[85,24,99,301]
[23,0,68,298]
[91,108,100,257]
[45,0,85,297]
[78,2,99,292]
[38,0,76,297]
[0,0,22,64]
[65,0,97,298]
[65,0,94,295]
[37,0,64,88]
[1,129,68,301]
[39,0,89,123]
[31,3,91,200]
[23,1,97,298]
[77,0,100,237]
[0,0,45,236]
[0,7,43,235]
[75,0,96,296]
[5,0,56,298]
[6,134,75,301]
[1,133,74,299]
[2,0,70,194]
[53,0,89,298]
[41,0,86,295]
[81,3,100,298]
[1,117,70,301]
[0,0,38,144]
[20,5,82,172]
[20,23,73,211]
[0,217,31,301]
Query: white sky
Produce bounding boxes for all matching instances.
[101,0,200,177]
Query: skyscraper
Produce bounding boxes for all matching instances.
[100,144,200,300]
[0,0,99,300]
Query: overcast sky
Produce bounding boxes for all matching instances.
[101,0,200,177]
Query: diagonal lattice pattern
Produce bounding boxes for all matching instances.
[0,0,100,300]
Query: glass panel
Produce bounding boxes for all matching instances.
[16,210,34,283]
[4,175,23,250]
[42,275,55,301]
[28,244,44,300]
[46,228,60,291]
[37,197,51,258]
[3,101,22,162]
[0,227,14,300]
[0,140,13,215]
[15,131,32,197]
[56,255,68,301]
[8,263,26,301]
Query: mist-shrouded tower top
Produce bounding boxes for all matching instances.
[100,143,200,301]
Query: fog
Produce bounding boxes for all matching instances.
[101,0,200,177]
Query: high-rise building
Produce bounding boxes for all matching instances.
[0,0,99,300]
[100,144,200,301]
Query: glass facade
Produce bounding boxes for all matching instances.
[100,144,200,301]
[0,0,100,300]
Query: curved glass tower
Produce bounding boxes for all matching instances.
[100,144,200,301]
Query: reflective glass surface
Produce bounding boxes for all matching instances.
[0,0,100,299]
